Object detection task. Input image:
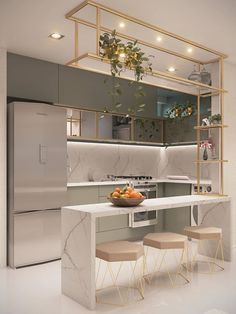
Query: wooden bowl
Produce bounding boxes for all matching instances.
[108,196,145,207]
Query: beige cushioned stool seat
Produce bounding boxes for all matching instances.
[184,226,222,240]
[96,241,144,262]
[143,232,187,250]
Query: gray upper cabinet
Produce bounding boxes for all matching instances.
[164,116,196,144]
[58,65,157,118]
[7,53,59,103]
[7,53,205,146]
[58,65,111,111]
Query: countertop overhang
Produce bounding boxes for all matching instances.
[62,194,230,218]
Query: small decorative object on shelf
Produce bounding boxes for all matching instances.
[188,65,201,82]
[188,65,211,85]
[200,66,211,85]
[200,139,213,161]
[209,114,222,125]
[201,117,210,126]
[203,147,208,160]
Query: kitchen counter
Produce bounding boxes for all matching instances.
[67,178,211,187]
[63,195,229,218]
[61,194,230,310]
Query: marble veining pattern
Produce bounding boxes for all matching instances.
[67,142,210,183]
[61,195,230,309]
[61,209,96,309]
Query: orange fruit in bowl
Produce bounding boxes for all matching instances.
[124,192,130,198]
[112,191,120,198]
[115,187,121,193]
[129,191,140,199]
[127,187,133,193]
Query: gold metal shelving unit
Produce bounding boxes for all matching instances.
[65,0,228,195]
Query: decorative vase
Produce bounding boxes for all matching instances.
[203,147,208,160]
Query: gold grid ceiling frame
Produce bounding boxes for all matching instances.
[65,0,228,195]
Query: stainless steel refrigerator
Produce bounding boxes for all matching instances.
[8,102,67,268]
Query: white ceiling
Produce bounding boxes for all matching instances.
[0,0,235,68]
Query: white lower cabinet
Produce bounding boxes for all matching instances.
[12,210,61,268]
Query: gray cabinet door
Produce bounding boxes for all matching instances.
[164,183,191,234]
[164,116,196,144]
[66,186,99,206]
[7,53,59,103]
[58,65,110,111]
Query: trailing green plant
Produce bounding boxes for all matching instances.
[166,103,195,120]
[99,30,153,114]
[99,30,125,77]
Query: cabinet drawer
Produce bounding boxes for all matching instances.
[98,185,117,197]
[66,186,98,206]
[99,215,129,232]
[98,196,109,203]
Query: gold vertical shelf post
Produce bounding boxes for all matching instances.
[196,91,201,194]
[75,22,79,61]
[220,57,224,195]
[96,7,101,56]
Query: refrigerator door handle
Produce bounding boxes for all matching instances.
[39,144,47,164]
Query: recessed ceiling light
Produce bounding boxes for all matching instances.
[156,36,162,42]
[119,22,125,28]
[167,66,176,73]
[49,32,64,40]
[187,47,193,53]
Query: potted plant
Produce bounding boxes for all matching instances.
[209,114,222,125]
[99,30,153,114]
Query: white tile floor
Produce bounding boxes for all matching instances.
[0,249,236,314]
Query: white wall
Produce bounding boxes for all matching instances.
[0,48,7,267]
[224,61,236,247]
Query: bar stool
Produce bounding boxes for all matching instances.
[96,240,144,306]
[143,232,190,286]
[183,226,224,273]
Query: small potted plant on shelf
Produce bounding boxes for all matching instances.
[209,114,222,125]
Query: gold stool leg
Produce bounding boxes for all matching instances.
[96,257,145,306]
[175,248,190,284]
[108,263,124,305]
[187,238,225,273]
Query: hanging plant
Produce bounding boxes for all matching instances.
[166,103,195,120]
[99,30,153,114]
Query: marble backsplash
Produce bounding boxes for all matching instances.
[158,145,210,179]
[67,142,210,183]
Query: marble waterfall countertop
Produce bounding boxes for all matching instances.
[67,178,212,187]
[62,194,229,218]
[61,194,230,310]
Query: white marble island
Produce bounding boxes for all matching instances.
[61,195,230,310]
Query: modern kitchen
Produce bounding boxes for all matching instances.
[0,1,236,314]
